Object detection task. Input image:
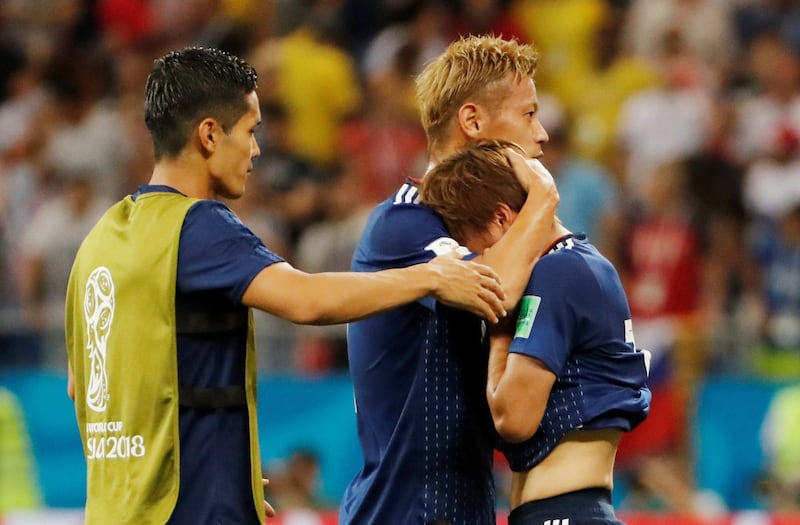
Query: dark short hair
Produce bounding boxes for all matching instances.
[144,46,258,160]
[419,140,527,243]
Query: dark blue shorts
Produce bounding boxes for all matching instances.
[507,488,624,525]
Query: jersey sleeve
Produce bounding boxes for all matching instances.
[508,253,584,375]
[177,200,285,303]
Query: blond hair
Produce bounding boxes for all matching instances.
[415,35,540,153]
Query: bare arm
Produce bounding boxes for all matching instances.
[241,252,506,325]
[487,327,555,443]
[67,362,75,401]
[474,152,559,310]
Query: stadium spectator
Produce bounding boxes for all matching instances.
[749,203,800,377]
[536,97,620,251]
[732,32,800,166]
[760,382,800,510]
[18,170,112,369]
[0,386,42,513]
[248,5,362,167]
[554,4,659,173]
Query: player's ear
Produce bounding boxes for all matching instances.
[457,102,482,139]
[198,118,221,154]
[494,203,516,232]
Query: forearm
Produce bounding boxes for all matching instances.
[487,333,511,401]
[243,263,437,326]
[487,333,553,443]
[290,266,436,325]
[477,194,555,309]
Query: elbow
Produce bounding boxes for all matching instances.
[494,416,536,444]
[281,300,335,326]
[283,308,326,325]
[492,409,539,444]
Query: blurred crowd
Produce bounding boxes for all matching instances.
[2,0,800,516]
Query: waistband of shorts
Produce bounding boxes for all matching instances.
[509,487,613,520]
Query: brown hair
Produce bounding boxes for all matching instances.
[415,35,540,154]
[419,140,527,242]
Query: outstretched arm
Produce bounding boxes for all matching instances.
[474,151,559,310]
[242,251,506,325]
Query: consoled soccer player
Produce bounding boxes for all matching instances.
[64,46,507,525]
[340,35,559,525]
[420,140,652,525]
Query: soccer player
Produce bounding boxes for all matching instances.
[420,140,652,525]
[340,36,559,525]
[64,46,507,525]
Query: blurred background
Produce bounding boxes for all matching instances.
[1,0,800,523]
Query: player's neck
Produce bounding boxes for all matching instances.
[551,219,570,241]
[149,154,214,199]
[544,220,574,254]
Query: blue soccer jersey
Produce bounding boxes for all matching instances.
[133,186,284,524]
[340,181,497,525]
[499,234,651,472]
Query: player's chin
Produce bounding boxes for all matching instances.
[235,172,251,197]
[220,182,247,200]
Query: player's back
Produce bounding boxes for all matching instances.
[341,185,496,525]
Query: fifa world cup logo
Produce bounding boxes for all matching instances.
[84,267,115,413]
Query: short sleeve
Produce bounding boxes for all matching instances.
[508,253,582,374]
[177,201,285,303]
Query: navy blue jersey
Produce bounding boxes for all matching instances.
[340,181,496,525]
[499,234,651,472]
[133,186,284,524]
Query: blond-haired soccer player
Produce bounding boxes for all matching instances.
[340,36,558,525]
[420,141,651,525]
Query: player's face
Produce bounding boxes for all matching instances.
[210,91,261,199]
[479,76,549,158]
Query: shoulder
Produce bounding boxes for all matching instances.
[181,200,275,259]
[529,240,602,293]
[186,199,242,225]
[362,187,447,245]
[353,185,454,269]
[185,199,266,239]
[536,239,591,273]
